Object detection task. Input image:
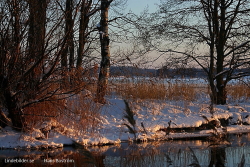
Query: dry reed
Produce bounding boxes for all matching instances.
[113,77,250,102]
[23,91,101,136]
[227,83,250,101]
[165,82,197,101]
[113,78,198,101]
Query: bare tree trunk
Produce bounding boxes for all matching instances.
[96,0,112,103]
[214,0,227,105]
[69,26,75,70]
[77,0,91,68]
[28,0,47,61]
[5,0,48,130]
[0,76,25,130]
[4,0,26,130]
[61,0,74,70]
[27,0,47,94]
[61,0,75,88]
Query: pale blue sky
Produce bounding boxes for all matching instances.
[126,0,160,14]
[110,0,162,68]
[114,0,163,68]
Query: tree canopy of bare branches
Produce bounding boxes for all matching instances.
[0,0,129,130]
[0,0,104,130]
[138,0,250,104]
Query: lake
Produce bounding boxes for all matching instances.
[1,133,250,167]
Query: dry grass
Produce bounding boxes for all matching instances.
[64,92,101,135]
[113,78,198,101]
[113,77,250,102]
[227,84,250,101]
[115,81,167,100]
[23,75,250,135]
[21,65,100,133]
[165,82,197,101]
[23,91,101,136]
[23,99,66,130]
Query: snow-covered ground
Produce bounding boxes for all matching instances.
[1,91,250,149]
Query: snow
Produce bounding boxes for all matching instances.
[1,92,250,149]
[0,127,63,149]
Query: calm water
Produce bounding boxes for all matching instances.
[1,134,250,167]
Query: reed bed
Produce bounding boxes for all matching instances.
[112,77,203,101]
[111,77,250,103]
[227,83,250,102]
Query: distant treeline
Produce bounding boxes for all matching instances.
[110,66,157,77]
[110,66,250,78]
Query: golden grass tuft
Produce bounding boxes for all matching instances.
[22,65,100,133]
[165,82,197,101]
[113,78,250,103]
[114,79,167,100]
[64,92,101,135]
[113,78,198,101]
[23,91,101,136]
[227,84,250,101]
[23,99,66,130]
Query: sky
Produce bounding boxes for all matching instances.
[125,0,160,14]
[119,0,165,68]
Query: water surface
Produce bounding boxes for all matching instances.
[1,134,250,167]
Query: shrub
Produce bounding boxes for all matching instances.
[23,91,101,136]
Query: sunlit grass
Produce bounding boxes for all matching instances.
[112,77,201,101]
[165,82,197,101]
[113,78,167,100]
[111,77,250,103]
[23,91,102,136]
[227,83,250,102]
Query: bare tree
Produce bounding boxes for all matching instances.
[140,0,250,104]
[0,0,30,130]
[27,0,47,62]
[95,0,113,103]
[56,0,101,82]
[61,0,75,70]
[77,0,91,68]
[0,0,129,131]
[0,0,89,130]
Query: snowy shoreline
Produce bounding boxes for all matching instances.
[0,125,249,150]
[1,96,250,150]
